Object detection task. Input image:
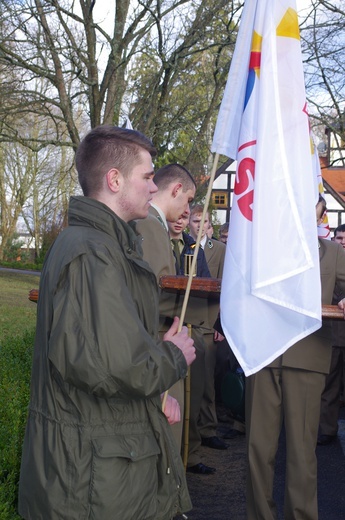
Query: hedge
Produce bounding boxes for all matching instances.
[0,329,35,519]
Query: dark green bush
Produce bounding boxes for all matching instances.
[0,329,35,519]
[35,222,63,267]
[0,261,43,271]
[2,235,29,264]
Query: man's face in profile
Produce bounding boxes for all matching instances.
[334,231,345,249]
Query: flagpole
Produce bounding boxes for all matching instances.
[162,152,220,413]
[178,153,220,327]
[182,324,192,470]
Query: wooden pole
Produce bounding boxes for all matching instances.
[182,324,192,470]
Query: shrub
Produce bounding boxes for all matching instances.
[36,222,63,266]
[2,235,30,264]
[0,261,42,272]
[0,329,35,519]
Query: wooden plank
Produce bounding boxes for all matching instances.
[28,280,345,320]
[159,276,345,319]
[322,304,344,320]
[159,275,221,299]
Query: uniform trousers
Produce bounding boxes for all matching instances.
[186,328,206,466]
[319,346,344,436]
[198,331,218,439]
[246,365,325,520]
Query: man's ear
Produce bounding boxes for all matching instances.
[106,168,121,193]
[172,182,182,198]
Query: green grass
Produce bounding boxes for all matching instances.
[0,269,39,519]
[0,271,40,342]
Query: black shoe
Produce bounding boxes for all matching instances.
[201,436,228,450]
[223,428,245,439]
[186,462,216,475]
[317,434,337,446]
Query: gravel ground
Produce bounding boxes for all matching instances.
[185,407,246,520]
[184,404,345,520]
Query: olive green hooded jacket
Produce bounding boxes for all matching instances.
[18,196,192,519]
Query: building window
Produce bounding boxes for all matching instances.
[212,191,228,208]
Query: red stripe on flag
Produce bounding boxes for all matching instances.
[249,51,261,70]
[238,140,257,152]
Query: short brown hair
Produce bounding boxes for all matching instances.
[190,203,209,218]
[153,163,196,192]
[220,222,229,234]
[334,224,345,237]
[75,125,156,196]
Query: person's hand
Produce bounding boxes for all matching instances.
[338,298,345,319]
[164,316,196,366]
[161,394,181,425]
[214,330,225,342]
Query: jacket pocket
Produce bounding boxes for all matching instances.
[88,431,160,520]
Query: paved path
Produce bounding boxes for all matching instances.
[0,267,41,276]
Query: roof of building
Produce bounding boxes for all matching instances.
[320,156,345,204]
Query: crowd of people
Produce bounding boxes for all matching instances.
[18,125,345,520]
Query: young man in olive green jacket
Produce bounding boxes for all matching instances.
[18,126,195,520]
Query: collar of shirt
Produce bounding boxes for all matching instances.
[171,237,184,251]
[150,203,168,232]
[200,235,207,249]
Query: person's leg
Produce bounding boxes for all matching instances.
[214,337,232,403]
[198,332,218,439]
[186,328,206,466]
[319,347,342,437]
[282,368,325,520]
[341,349,345,405]
[246,366,283,520]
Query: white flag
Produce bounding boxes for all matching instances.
[212,0,321,376]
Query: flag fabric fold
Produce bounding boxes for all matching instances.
[212,0,322,376]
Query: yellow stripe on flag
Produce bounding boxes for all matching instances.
[276,8,300,40]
